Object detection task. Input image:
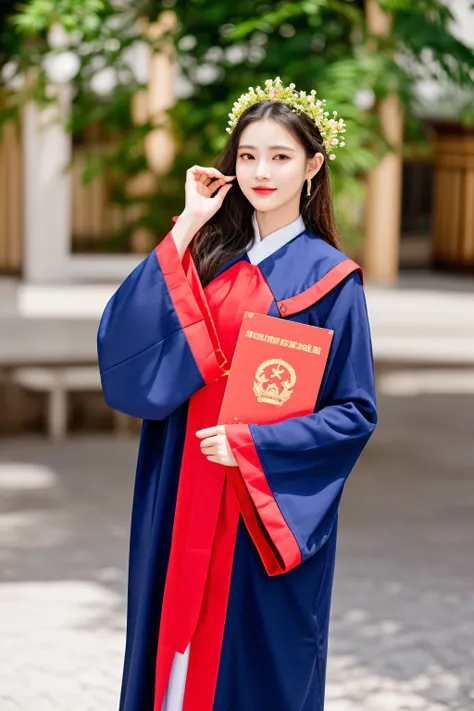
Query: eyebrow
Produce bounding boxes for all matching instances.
[238,144,296,151]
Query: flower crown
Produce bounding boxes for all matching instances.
[226,76,346,159]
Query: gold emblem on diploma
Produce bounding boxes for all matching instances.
[253,359,296,406]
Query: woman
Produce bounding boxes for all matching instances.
[97,77,378,711]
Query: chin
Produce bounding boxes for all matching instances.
[245,193,282,211]
[253,203,278,212]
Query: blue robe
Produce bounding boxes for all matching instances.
[97,214,378,711]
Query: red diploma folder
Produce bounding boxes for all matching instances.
[217,311,334,426]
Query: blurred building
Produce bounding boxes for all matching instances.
[399,0,474,278]
[0,2,473,290]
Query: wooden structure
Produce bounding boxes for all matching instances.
[2,118,473,277]
[432,130,474,268]
[0,122,22,272]
[364,0,404,284]
[71,141,129,254]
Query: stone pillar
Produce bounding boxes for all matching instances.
[364,0,404,284]
[22,86,72,284]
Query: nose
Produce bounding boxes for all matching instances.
[255,158,272,181]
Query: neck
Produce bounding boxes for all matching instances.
[255,200,301,240]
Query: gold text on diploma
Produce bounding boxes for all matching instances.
[245,329,321,355]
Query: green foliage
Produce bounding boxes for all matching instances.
[11,0,107,34]
[1,0,474,251]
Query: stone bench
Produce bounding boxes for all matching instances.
[10,366,130,441]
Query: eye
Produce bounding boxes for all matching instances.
[238,153,290,160]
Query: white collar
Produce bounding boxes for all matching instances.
[247,211,306,265]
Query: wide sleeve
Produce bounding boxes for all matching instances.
[224,271,377,576]
[97,220,228,420]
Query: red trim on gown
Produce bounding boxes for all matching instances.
[223,423,302,575]
[155,231,229,382]
[153,243,275,711]
[276,260,363,317]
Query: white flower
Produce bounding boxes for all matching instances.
[225,44,247,64]
[193,63,221,85]
[122,41,149,84]
[204,46,225,62]
[1,62,24,92]
[175,74,195,99]
[47,23,71,50]
[1,60,19,83]
[90,67,118,96]
[43,51,80,84]
[225,77,347,156]
[178,35,198,51]
[105,38,121,52]
[353,88,375,110]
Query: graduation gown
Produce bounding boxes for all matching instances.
[97,212,378,711]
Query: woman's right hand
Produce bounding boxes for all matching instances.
[171,166,235,259]
[183,165,236,228]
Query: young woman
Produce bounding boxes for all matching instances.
[97,77,378,711]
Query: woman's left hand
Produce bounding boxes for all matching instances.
[195,425,238,467]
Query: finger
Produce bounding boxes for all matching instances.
[201,446,218,456]
[191,166,224,179]
[195,427,220,438]
[211,183,233,202]
[195,175,215,189]
[187,165,202,181]
[200,435,221,448]
[186,166,212,185]
[209,177,227,194]
[189,165,217,174]
[188,165,234,178]
[208,171,236,182]
[192,175,208,186]
[205,174,235,182]
[193,168,236,185]
[205,167,225,179]
[191,171,235,189]
[200,445,216,454]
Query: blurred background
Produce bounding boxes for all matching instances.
[0,1,473,709]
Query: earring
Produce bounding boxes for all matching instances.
[306,177,312,197]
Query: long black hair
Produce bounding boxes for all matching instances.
[190,99,341,287]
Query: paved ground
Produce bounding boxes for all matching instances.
[0,391,473,710]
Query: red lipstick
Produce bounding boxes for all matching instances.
[252,187,277,195]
